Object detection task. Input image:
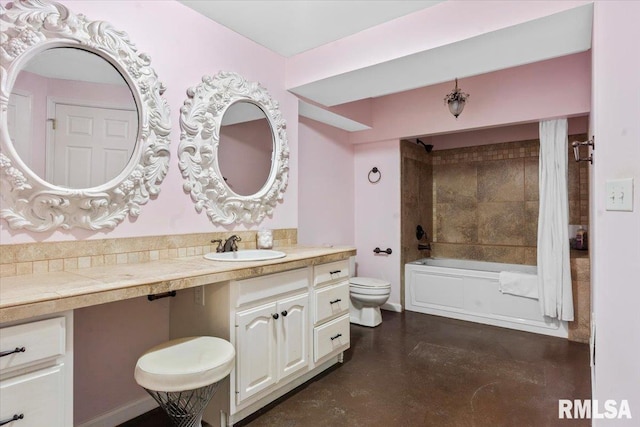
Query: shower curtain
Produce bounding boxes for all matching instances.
[537,119,574,321]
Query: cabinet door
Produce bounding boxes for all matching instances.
[236,303,277,403]
[277,293,309,381]
[0,364,65,427]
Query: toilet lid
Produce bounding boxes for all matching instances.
[349,277,391,288]
[135,336,235,392]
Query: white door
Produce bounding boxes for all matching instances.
[277,293,309,381]
[51,103,137,188]
[235,302,277,404]
[7,91,32,167]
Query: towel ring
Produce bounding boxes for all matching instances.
[368,167,381,184]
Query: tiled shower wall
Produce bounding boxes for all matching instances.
[430,134,589,265]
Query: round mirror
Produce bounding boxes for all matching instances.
[179,72,289,225]
[218,102,273,196]
[9,47,138,189]
[0,1,171,231]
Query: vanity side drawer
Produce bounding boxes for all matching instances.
[0,317,65,374]
[236,268,309,308]
[314,260,349,287]
[0,364,65,426]
[314,281,349,324]
[313,314,350,362]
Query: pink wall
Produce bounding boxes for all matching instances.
[3,1,297,424]
[429,115,589,150]
[349,52,591,145]
[353,139,401,308]
[2,0,297,245]
[591,1,640,423]
[297,117,354,246]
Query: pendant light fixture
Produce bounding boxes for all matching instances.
[444,78,469,118]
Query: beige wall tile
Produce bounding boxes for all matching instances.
[78,256,92,269]
[477,159,524,202]
[16,262,33,276]
[116,253,128,265]
[436,203,478,243]
[33,260,49,274]
[49,259,64,272]
[64,258,78,271]
[524,157,539,201]
[0,263,16,277]
[104,254,117,266]
[478,202,525,246]
[91,255,105,267]
[434,163,477,204]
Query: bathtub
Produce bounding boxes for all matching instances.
[405,258,568,338]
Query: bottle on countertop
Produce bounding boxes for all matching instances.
[575,226,588,251]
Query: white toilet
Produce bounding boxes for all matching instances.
[349,277,391,327]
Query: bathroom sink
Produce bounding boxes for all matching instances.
[204,249,286,262]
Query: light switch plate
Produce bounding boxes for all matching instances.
[605,178,633,211]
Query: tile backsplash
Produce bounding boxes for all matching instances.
[0,229,297,277]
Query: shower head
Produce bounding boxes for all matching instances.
[416,139,433,153]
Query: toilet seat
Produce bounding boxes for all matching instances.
[349,277,391,288]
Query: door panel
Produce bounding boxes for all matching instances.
[277,293,309,381]
[53,103,136,187]
[235,303,277,404]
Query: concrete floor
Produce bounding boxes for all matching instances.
[121,311,591,427]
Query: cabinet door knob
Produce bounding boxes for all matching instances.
[272,313,279,320]
[281,310,288,317]
[330,333,342,341]
[0,414,24,426]
[329,298,342,305]
[0,347,25,358]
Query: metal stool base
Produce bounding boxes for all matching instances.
[145,382,219,427]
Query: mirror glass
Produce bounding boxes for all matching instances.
[8,47,138,189]
[218,102,273,196]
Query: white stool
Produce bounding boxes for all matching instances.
[134,336,235,427]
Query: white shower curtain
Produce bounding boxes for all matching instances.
[537,119,574,321]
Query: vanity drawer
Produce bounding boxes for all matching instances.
[0,317,65,374]
[313,314,350,362]
[0,364,65,427]
[314,260,349,287]
[314,281,350,324]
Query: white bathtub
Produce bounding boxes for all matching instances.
[405,258,568,338]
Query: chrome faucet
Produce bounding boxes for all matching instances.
[222,235,242,252]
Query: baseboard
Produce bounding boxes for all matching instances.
[382,302,402,312]
[77,395,158,427]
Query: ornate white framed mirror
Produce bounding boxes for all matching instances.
[179,72,289,225]
[0,0,171,231]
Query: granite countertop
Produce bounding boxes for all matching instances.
[0,245,356,323]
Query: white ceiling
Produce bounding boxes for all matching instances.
[178,0,443,57]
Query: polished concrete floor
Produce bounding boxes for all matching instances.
[120,311,591,427]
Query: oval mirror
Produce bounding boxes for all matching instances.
[0,1,171,231]
[218,102,273,196]
[10,47,138,189]
[179,72,289,225]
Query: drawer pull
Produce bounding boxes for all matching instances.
[0,347,25,358]
[281,310,288,317]
[0,414,24,426]
[329,270,342,275]
[330,333,342,341]
[329,298,342,305]
[272,313,279,320]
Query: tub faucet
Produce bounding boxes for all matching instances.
[222,235,242,252]
[418,243,431,251]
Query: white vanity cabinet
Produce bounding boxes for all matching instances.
[0,312,73,427]
[169,259,352,427]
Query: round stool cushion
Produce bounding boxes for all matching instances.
[135,336,235,392]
